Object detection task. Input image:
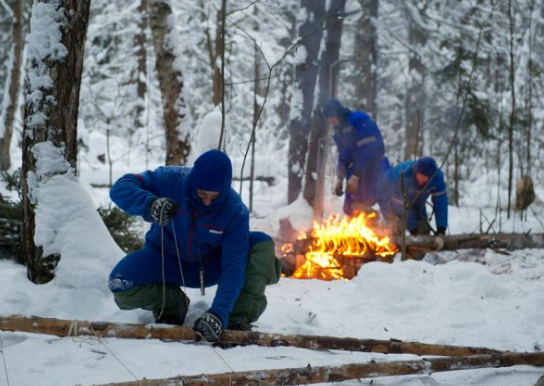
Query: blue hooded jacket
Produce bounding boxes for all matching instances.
[110,150,249,324]
[378,158,448,231]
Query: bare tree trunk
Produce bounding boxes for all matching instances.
[403,4,427,161]
[149,0,191,165]
[506,0,515,218]
[0,0,24,171]
[303,0,346,214]
[287,0,325,204]
[354,0,378,117]
[133,0,147,132]
[22,0,90,284]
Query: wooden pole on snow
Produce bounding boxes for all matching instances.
[89,351,544,386]
[1,314,505,356]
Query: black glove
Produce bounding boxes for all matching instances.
[193,311,223,342]
[150,197,180,226]
[409,228,418,236]
[334,178,344,196]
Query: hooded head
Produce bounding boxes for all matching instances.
[322,99,350,123]
[188,149,232,210]
[414,157,438,178]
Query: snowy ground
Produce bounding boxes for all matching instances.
[1,161,544,386]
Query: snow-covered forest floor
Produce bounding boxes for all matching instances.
[1,159,544,386]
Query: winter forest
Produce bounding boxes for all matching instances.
[1,0,544,385]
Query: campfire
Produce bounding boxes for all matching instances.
[282,212,399,280]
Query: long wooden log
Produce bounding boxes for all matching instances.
[90,351,544,386]
[291,232,544,258]
[397,232,544,252]
[0,314,505,356]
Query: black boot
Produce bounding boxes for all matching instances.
[153,288,190,325]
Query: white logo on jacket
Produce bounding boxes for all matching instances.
[209,229,223,235]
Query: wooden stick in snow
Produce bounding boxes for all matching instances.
[0,314,506,356]
[88,351,544,386]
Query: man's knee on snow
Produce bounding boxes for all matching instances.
[247,234,281,285]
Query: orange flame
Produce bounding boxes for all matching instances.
[289,212,398,280]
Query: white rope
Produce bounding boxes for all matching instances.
[86,322,139,381]
[171,213,235,374]
[0,333,11,386]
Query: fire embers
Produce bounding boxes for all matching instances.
[282,212,399,281]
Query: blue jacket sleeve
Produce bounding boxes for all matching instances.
[377,170,392,218]
[209,203,250,325]
[431,172,448,230]
[110,168,166,222]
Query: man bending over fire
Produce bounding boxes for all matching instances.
[108,149,282,341]
[378,156,448,259]
[322,99,391,217]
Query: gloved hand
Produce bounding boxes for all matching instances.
[150,197,180,226]
[193,311,223,342]
[433,235,445,251]
[346,175,359,195]
[433,227,446,251]
[334,178,344,196]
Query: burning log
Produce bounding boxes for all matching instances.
[87,351,544,386]
[0,314,506,357]
[283,233,544,279]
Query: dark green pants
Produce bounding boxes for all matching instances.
[112,240,281,326]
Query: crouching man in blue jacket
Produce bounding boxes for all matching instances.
[108,149,281,341]
[378,156,448,259]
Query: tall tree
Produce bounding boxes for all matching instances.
[150,0,191,165]
[403,2,428,161]
[0,0,25,171]
[133,0,148,132]
[354,0,378,118]
[22,0,91,283]
[287,0,326,204]
[303,0,346,214]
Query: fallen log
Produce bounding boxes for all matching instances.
[0,314,505,356]
[90,351,544,386]
[396,232,544,252]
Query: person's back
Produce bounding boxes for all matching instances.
[323,99,390,216]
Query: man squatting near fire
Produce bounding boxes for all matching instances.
[107,149,282,342]
[322,99,391,217]
[378,156,449,258]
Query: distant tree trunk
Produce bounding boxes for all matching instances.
[404,4,427,161]
[150,0,191,165]
[206,1,226,107]
[303,0,346,214]
[133,0,147,132]
[506,0,515,218]
[276,9,297,130]
[0,0,24,171]
[22,0,90,284]
[354,0,378,118]
[287,0,326,204]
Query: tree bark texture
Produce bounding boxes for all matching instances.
[0,314,507,357]
[0,0,24,171]
[404,3,427,161]
[22,0,90,284]
[303,0,346,214]
[354,0,378,117]
[150,0,190,165]
[133,0,147,131]
[287,0,325,204]
[86,352,544,386]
